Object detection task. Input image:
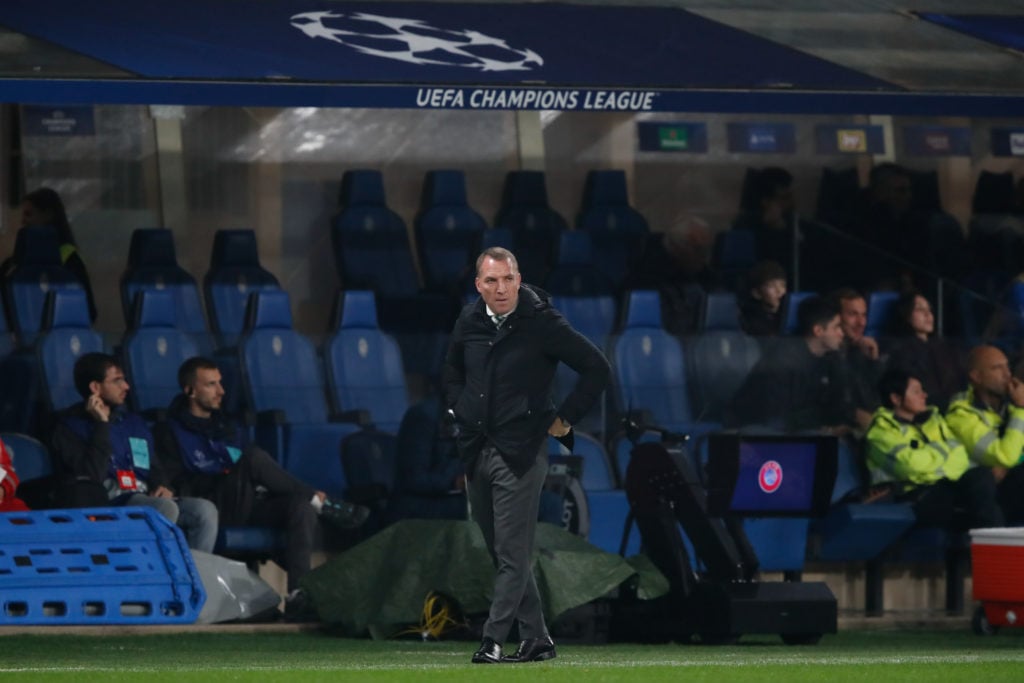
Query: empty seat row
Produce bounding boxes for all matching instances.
[0,226,279,353]
[335,168,649,300]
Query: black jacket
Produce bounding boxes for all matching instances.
[153,395,259,526]
[442,285,610,475]
[51,403,168,491]
[730,338,850,432]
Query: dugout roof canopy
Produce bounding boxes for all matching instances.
[2,0,1024,115]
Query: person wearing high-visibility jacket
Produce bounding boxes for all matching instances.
[867,369,1003,530]
[946,345,1024,525]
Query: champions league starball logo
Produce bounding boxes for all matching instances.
[290,11,543,72]
[758,460,783,494]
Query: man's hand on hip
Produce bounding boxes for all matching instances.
[548,417,571,438]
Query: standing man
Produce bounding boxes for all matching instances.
[154,357,370,620]
[946,345,1024,524]
[443,247,610,664]
[50,353,218,552]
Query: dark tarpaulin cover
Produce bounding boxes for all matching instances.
[301,518,667,638]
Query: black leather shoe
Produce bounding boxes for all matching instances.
[319,498,370,529]
[471,637,503,664]
[502,635,557,663]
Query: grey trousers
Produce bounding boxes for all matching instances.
[467,443,548,643]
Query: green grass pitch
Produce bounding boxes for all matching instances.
[1,629,1023,682]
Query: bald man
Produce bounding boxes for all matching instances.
[945,345,1024,524]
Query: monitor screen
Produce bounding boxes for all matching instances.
[706,434,837,517]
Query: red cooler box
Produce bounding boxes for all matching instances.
[970,527,1024,628]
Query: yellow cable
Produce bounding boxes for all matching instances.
[396,591,467,640]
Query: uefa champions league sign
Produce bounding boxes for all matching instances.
[291,10,658,112]
[290,11,544,72]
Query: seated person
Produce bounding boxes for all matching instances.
[731,295,851,433]
[885,290,965,411]
[738,260,787,337]
[731,167,796,269]
[866,369,1002,530]
[153,356,369,617]
[50,353,218,552]
[1,187,98,321]
[392,396,466,521]
[0,436,30,512]
[830,287,884,432]
[946,345,1024,524]
[624,216,718,335]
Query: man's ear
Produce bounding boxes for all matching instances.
[88,380,102,397]
[185,386,193,396]
[889,393,902,411]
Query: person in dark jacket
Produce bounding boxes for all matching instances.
[19,187,98,321]
[443,247,610,664]
[885,290,965,411]
[50,353,218,552]
[739,260,787,338]
[731,295,850,433]
[153,356,369,618]
[830,287,885,432]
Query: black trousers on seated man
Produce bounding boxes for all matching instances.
[236,448,318,593]
[898,466,1004,530]
[467,444,549,645]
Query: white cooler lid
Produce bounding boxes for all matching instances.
[970,527,1024,546]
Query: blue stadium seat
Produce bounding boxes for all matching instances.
[701,291,741,332]
[494,171,567,285]
[613,290,688,428]
[808,439,915,613]
[575,170,649,291]
[550,293,616,352]
[239,290,362,496]
[549,283,616,439]
[687,330,761,423]
[203,229,280,349]
[36,289,104,412]
[335,170,456,382]
[544,231,615,298]
[333,169,419,298]
[121,289,200,414]
[865,290,900,339]
[570,432,641,556]
[712,230,756,290]
[120,228,211,352]
[325,290,409,435]
[479,226,515,252]
[0,432,53,483]
[415,170,486,294]
[781,291,816,334]
[2,225,82,347]
[612,291,697,434]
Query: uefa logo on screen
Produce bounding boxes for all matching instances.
[758,460,783,494]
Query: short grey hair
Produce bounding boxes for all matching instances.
[475,247,519,276]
